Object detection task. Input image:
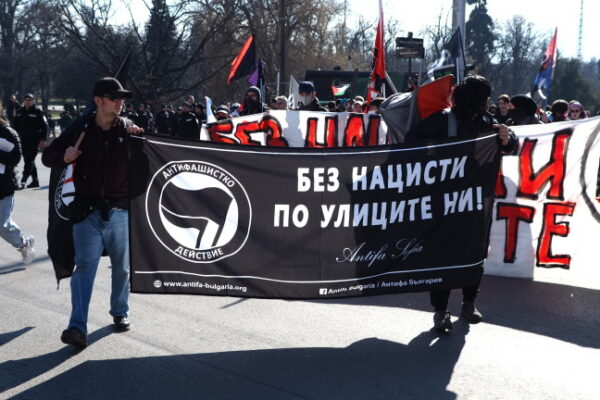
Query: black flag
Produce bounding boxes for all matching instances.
[227,35,256,84]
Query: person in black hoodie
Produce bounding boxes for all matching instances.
[407,75,517,332]
[0,107,35,264]
[13,93,48,188]
[239,86,263,116]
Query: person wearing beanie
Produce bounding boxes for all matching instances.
[240,86,263,116]
[297,81,327,112]
[549,99,569,122]
[508,94,542,125]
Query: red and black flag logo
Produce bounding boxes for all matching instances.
[227,35,257,84]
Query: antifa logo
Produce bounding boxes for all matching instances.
[146,161,252,263]
[54,164,76,221]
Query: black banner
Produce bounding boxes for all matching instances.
[129,134,500,298]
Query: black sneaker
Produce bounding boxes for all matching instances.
[461,301,483,323]
[433,311,453,332]
[113,316,131,332]
[26,180,39,188]
[61,327,88,348]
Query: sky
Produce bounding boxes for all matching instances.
[348,0,598,61]
[121,0,598,61]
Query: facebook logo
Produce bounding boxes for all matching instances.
[319,288,328,295]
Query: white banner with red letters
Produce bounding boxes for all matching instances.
[201,110,388,147]
[485,118,600,289]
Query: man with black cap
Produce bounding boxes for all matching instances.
[42,77,142,348]
[297,81,327,112]
[13,93,48,188]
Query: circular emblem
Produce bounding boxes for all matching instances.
[153,280,163,288]
[146,160,252,263]
[54,164,76,221]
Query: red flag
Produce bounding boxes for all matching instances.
[366,0,386,103]
[227,35,256,84]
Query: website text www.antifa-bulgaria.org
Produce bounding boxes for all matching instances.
[156,281,248,293]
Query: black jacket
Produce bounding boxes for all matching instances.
[299,98,328,112]
[176,112,200,139]
[155,110,171,134]
[133,111,150,133]
[42,114,133,208]
[407,109,517,153]
[0,124,22,199]
[14,105,48,147]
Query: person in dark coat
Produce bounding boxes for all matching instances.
[134,104,150,132]
[297,81,327,112]
[155,104,171,135]
[13,93,48,188]
[6,95,20,127]
[407,75,517,332]
[175,102,200,139]
[239,86,263,116]
[507,94,542,125]
[0,108,35,263]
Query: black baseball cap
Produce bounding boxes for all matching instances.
[92,77,132,99]
[23,93,34,100]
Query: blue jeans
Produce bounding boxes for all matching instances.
[69,208,130,334]
[0,195,25,248]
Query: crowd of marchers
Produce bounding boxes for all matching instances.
[1,73,599,344]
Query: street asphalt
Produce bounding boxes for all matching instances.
[0,157,599,400]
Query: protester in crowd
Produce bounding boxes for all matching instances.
[368,98,384,113]
[124,103,137,121]
[134,104,150,133]
[488,105,498,115]
[155,104,171,135]
[6,95,20,127]
[145,104,154,133]
[42,77,142,348]
[568,101,587,120]
[494,94,511,125]
[354,95,365,103]
[215,105,231,120]
[507,94,542,125]
[406,75,517,332]
[343,99,353,112]
[239,86,263,115]
[0,106,35,264]
[59,105,76,132]
[13,93,48,189]
[187,95,195,105]
[352,100,363,113]
[326,101,336,112]
[274,96,289,110]
[549,99,569,122]
[195,103,207,123]
[230,103,241,117]
[297,81,327,112]
[166,104,177,136]
[175,102,200,139]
